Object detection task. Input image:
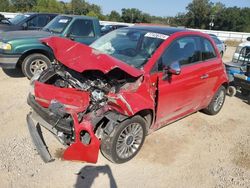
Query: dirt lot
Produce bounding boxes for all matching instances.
[0,46,250,188]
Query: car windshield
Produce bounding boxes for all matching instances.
[42,16,72,34]
[235,46,243,53]
[9,14,31,25]
[91,28,166,68]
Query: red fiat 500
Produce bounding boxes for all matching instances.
[27,26,228,163]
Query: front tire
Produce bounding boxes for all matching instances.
[101,115,147,163]
[203,86,226,115]
[22,53,51,79]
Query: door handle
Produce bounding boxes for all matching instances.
[200,74,209,79]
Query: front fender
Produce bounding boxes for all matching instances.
[107,78,155,117]
[11,40,53,58]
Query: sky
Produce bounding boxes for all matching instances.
[65,0,250,17]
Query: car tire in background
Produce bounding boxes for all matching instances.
[202,86,226,115]
[101,115,147,163]
[22,53,51,79]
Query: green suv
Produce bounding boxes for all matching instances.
[0,15,101,78]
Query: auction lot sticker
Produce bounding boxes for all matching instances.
[59,19,69,23]
[145,32,169,40]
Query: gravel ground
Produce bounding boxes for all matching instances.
[0,46,250,188]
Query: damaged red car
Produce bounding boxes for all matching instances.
[27,26,228,164]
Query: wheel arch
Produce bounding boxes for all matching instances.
[222,82,229,89]
[16,49,54,68]
[135,109,154,131]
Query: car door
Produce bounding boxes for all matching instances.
[154,36,209,128]
[66,19,97,45]
[198,37,224,105]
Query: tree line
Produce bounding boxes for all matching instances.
[0,0,249,32]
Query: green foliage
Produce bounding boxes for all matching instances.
[108,10,121,22]
[70,0,88,15]
[0,0,10,11]
[173,0,250,32]
[32,0,63,13]
[86,10,98,18]
[185,0,213,29]
[10,0,37,11]
[121,8,151,23]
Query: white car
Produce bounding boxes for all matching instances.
[233,38,250,63]
[209,34,227,57]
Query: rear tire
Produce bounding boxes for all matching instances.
[203,86,226,115]
[22,53,51,79]
[101,115,147,163]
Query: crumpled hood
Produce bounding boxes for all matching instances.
[0,30,52,42]
[41,36,143,78]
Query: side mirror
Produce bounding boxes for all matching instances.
[247,37,250,41]
[162,61,181,80]
[168,61,181,75]
[65,33,75,41]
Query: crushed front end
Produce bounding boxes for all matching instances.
[27,63,142,163]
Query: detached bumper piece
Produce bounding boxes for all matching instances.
[27,110,101,163]
[63,114,100,163]
[27,113,54,163]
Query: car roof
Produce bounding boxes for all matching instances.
[209,34,217,37]
[129,25,187,35]
[24,12,58,16]
[57,14,99,20]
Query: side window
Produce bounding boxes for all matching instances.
[202,38,217,60]
[213,37,221,45]
[27,15,50,28]
[158,36,201,71]
[242,46,250,58]
[68,19,94,37]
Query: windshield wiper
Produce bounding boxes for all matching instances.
[43,28,50,32]
[43,28,54,33]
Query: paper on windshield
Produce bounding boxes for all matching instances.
[58,19,69,23]
[145,32,169,40]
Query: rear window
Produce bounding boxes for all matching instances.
[68,19,94,37]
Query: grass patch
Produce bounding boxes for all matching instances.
[225,40,241,47]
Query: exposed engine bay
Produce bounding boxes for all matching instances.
[37,64,138,111]
[27,63,143,163]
